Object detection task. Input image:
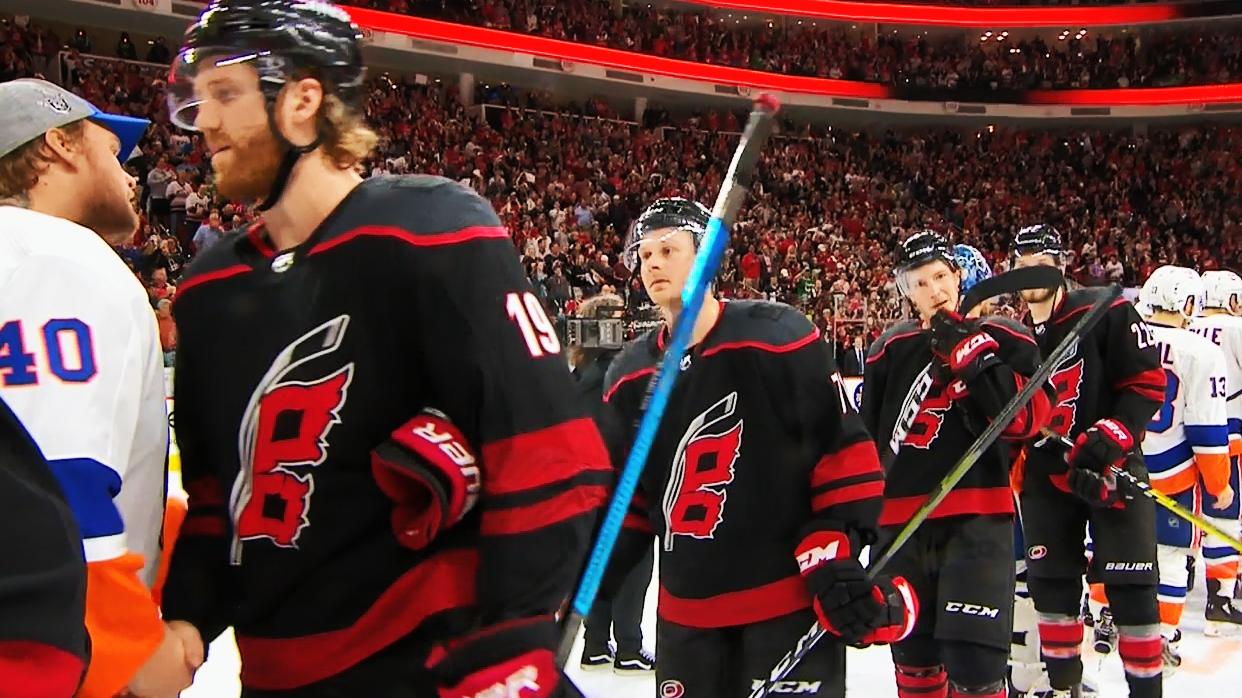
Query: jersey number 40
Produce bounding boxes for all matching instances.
[0,319,97,386]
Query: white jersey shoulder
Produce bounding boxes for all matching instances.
[0,206,167,585]
[1142,323,1229,490]
[1190,313,1242,439]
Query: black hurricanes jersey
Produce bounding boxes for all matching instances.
[1021,287,1166,485]
[862,316,1050,527]
[601,300,883,629]
[163,176,610,691]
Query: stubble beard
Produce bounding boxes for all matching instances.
[213,127,285,202]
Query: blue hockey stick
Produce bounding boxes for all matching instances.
[556,94,780,667]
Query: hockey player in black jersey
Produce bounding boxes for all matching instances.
[599,198,917,697]
[862,231,1053,698]
[1010,225,1167,698]
[160,3,610,696]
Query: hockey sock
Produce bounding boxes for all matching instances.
[1204,512,1240,597]
[1156,543,1189,636]
[1037,613,1083,689]
[1117,625,1163,698]
[895,664,947,698]
[1089,582,1109,606]
[948,680,1006,698]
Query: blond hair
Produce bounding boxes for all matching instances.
[0,120,86,200]
[317,93,377,170]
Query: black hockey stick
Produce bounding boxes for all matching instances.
[557,94,781,669]
[1038,429,1242,554]
[960,265,1065,316]
[750,283,1121,698]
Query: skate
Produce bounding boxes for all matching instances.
[1081,594,1094,629]
[1205,579,1242,637]
[1162,630,1182,676]
[1092,607,1117,655]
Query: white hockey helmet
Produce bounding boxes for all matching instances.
[1138,265,1205,319]
[1201,270,1242,313]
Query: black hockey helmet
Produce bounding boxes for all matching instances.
[894,230,956,296]
[167,0,366,208]
[623,198,712,272]
[1010,224,1064,263]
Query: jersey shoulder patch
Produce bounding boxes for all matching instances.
[868,319,921,361]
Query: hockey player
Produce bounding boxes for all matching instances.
[0,80,188,697]
[1130,265,1235,666]
[162,2,610,696]
[0,394,89,698]
[1189,269,1242,633]
[1010,224,1167,698]
[600,198,915,697]
[864,231,1052,698]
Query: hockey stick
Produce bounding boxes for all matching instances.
[750,283,1122,698]
[1039,429,1242,554]
[960,265,1065,316]
[557,95,781,667]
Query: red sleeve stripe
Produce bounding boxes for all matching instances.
[603,367,656,403]
[481,418,611,496]
[700,328,820,358]
[811,440,883,489]
[175,264,252,297]
[866,330,921,364]
[481,484,607,535]
[1001,375,1053,441]
[811,479,885,512]
[623,512,654,534]
[309,225,510,256]
[180,517,227,537]
[1054,297,1130,325]
[1114,366,1167,403]
[983,321,1037,345]
[0,641,85,698]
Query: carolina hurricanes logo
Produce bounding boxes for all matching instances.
[662,392,743,551]
[231,316,354,561]
[1047,358,1085,437]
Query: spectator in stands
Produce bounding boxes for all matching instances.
[192,210,225,255]
[156,298,176,367]
[146,156,172,226]
[841,335,868,377]
[145,36,170,64]
[183,182,208,242]
[117,32,137,61]
[146,266,175,304]
[165,169,190,244]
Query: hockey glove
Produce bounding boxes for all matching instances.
[371,408,481,551]
[1067,418,1134,474]
[796,523,901,645]
[427,616,563,698]
[857,575,919,646]
[1066,466,1126,509]
[928,310,1000,382]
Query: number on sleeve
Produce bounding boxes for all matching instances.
[1131,321,1154,350]
[0,319,96,386]
[1148,368,1180,434]
[1211,375,1227,399]
[506,292,561,358]
[828,372,852,415]
[0,321,38,386]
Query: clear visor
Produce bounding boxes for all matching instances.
[622,226,695,273]
[167,47,280,131]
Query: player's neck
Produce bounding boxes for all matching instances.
[1203,308,1229,317]
[261,151,364,251]
[1026,286,1064,324]
[661,295,721,347]
[1147,310,1186,329]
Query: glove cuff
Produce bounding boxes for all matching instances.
[795,522,857,575]
[948,332,1000,377]
[427,616,559,688]
[1093,418,1135,451]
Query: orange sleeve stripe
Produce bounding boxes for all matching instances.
[1195,452,1232,497]
[77,554,163,698]
[152,495,188,608]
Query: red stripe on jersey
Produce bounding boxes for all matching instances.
[700,328,820,358]
[867,330,922,364]
[480,484,607,535]
[180,517,227,537]
[623,511,653,534]
[1002,375,1052,440]
[237,548,477,690]
[309,225,510,256]
[183,478,226,508]
[1054,297,1129,324]
[175,264,252,297]
[982,321,1037,346]
[812,479,886,513]
[1114,366,1167,403]
[247,221,275,258]
[603,367,656,403]
[0,641,85,698]
[658,574,810,628]
[811,440,883,488]
[879,486,1014,526]
[481,418,611,496]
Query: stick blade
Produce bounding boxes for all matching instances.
[961,264,1064,315]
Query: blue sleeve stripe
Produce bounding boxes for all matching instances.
[1184,424,1230,448]
[1145,441,1194,470]
[1229,418,1242,436]
[46,457,124,540]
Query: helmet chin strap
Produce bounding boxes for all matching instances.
[257,98,322,212]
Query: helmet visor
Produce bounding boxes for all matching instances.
[167,46,283,131]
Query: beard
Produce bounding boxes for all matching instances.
[212,125,284,201]
[1019,287,1058,305]
[79,171,139,246]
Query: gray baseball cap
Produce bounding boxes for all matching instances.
[0,79,151,163]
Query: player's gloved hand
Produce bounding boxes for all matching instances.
[928,310,1000,382]
[371,408,481,551]
[427,616,563,698]
[796,522,884,644]
[1067,418,1134,473]
[853,575,919,646]
[1066,466,1126,509]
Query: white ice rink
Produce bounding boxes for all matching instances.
[184,558,1242,697]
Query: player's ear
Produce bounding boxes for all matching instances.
[277,77,325,146]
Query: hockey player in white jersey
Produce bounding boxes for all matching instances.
[1134,266,1234,667]
[1189,269,1242,633]
[0,79,191,697]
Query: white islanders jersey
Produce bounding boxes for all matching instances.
[0,206,167,585]
[1141,322,1230,495]
[1190,312,1242,457]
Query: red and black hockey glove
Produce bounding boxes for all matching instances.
[427,616,564,698]
[796,522,918,645]
[1066,467,1126,509]
[371,408,481,551]
[928,310,1000,382]
[1067,418,1134,473]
